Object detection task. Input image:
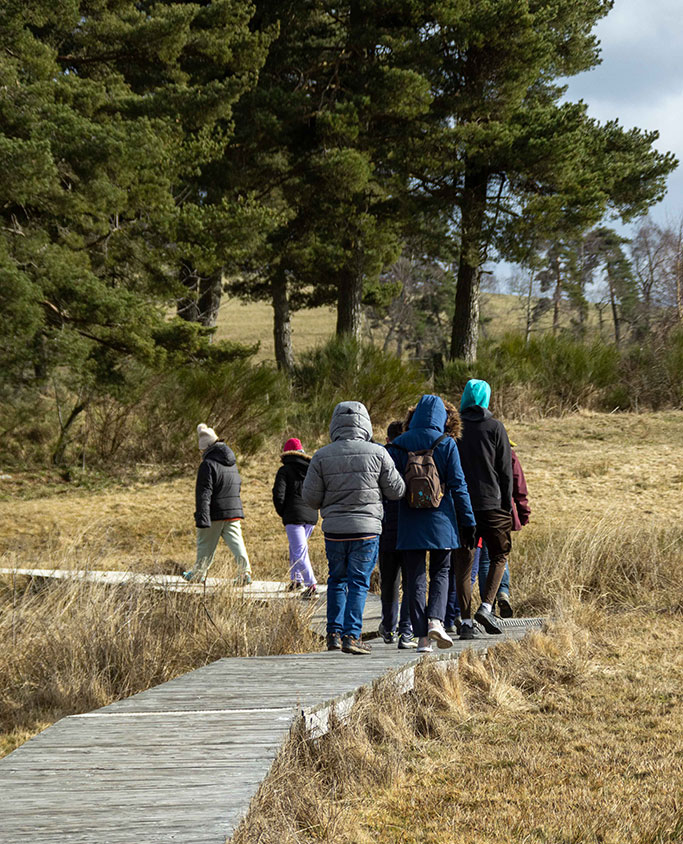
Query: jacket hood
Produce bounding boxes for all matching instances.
[408,394,447,432]
[281,451,312,464]
[203,441,235,466]
[461,405,493,422]
[329,401,373,442]
[460,379,491,411]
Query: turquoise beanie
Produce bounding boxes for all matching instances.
[460,379,491,411]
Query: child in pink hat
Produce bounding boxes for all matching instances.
[272,437,318,597]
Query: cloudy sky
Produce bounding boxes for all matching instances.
[564,0,682,227]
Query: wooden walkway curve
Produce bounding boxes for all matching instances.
[0,568,543,843]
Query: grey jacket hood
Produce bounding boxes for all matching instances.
[329,401,373,442]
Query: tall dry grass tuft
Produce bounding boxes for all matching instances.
[0,570,317,748]
[512,515,683,614]
[232,622,592,844]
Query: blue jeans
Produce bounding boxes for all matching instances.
[473,542,510,597]
[446,543,510,625]
[325,537,380,639]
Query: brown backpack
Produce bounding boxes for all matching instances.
[395,434,447,509]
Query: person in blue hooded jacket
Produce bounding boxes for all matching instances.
[453,379,513,639]
[389,394,476,653]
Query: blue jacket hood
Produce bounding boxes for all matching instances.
[460,379,491,411]
[409,394,447,432]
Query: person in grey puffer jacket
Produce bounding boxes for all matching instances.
[182,423,252,585]
[303,401,405,655]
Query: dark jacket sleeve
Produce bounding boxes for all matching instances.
[511,449,530,528]
[272,466,287,517]
[443,438,476,527]
[194,461,213,529]
[495,422,514,512]
[378,448,405,501]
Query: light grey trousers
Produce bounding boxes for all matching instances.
[195,519,251,579]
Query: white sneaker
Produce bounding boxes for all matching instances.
[428,618,453,649]
[416,636,432,653]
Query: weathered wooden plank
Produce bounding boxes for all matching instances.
[0,583,545,844]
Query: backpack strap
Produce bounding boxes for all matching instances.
[391,433,448,455]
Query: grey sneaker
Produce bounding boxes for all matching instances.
[398,633,417,649]
[233,572,253,586]
[341,635,372,655]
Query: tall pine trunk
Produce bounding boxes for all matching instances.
[177,265,223,329]
[451,166,488,362]
[607,272,621,346]
[336,266,363,340]
[272,273,295,373]
[552,253,562,335]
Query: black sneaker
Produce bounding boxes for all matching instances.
[326,632,342,651]
[341,635,372,655]
[459,623,478,640]
[398,633,417,650]
[287,581,304,592]
[301,585,318,600]
[474,605,503,635]
[444,618,462,636]
[497,594,513,618]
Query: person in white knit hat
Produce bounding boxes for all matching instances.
[182,423,252,585]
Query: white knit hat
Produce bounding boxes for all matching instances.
[197,423,218,452]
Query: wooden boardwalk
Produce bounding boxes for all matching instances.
[0,566,377,637]
[0,567,542,843]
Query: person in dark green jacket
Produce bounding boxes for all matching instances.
[182,423,252,585]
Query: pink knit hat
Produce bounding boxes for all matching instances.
[283,437,303,453]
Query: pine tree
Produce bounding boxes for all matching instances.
[407,0,677,362]
[0,1,266,459]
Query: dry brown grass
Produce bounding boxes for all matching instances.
[0,572,317,756]
[1,409,682,836]
[226,411,683,843]
[213,293,601,363]
[232,609,683,844]
[1,411,681,584]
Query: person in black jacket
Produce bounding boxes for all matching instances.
[378,421,415,649]
[272,437,318,598]
[182,423,252,585]
[452,380,513,638]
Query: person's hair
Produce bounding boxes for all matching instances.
[443,399,462,439]
[386,420,404,442]
[402,400,461,439]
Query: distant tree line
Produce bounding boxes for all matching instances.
[0,0,678,445]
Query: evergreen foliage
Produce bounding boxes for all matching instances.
[291,336,425,438]
[0,1,266,460]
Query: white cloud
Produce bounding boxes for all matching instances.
[564,0,683,219]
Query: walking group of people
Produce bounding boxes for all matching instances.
[185,379,530,656]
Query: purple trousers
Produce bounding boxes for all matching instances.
[285,523,317,586]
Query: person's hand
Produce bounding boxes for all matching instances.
[460,524,476,549]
